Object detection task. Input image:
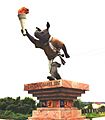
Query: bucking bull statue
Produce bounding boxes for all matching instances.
[21,22,70,80]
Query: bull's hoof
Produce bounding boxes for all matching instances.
[66,54,70,58]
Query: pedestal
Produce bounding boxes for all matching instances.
[24,80,89,120]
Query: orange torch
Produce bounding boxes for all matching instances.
[18,7,29,35]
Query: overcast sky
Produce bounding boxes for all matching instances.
[0,0,105,102]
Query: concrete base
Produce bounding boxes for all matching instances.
[28,107,86,120]
[24,80,89,120]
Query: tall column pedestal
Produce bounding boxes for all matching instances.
[24,80,89,120]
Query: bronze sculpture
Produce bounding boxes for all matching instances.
[21,22,70,80]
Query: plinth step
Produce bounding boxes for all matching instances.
[28,108,86,120]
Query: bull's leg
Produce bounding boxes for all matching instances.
[62,44,70,58]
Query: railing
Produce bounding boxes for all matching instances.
[82,108,105,114]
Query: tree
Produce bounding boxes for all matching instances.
[87,103,93,113]
[21,97,36,108]
[73,99,86,109]
[0,96,36,114]
[0,97,15,110]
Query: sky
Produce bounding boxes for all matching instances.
[0,0,105,102]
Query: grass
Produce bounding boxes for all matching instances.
[84,112,105,118]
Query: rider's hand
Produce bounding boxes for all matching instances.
[21,29,26,36]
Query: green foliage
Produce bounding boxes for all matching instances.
[86,112,105,118]
[73,99,105,119]
[87,102,93,113]
[0,96,36,119]
[73,99,86,109]
[0,110,30,120]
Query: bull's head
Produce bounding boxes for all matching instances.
[34,22,51,44]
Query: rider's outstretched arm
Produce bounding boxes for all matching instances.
[24,29,37,44]
[21,29,42,48]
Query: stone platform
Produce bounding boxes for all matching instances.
[24,80,89,120]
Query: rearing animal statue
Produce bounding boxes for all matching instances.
[21,22,70,71]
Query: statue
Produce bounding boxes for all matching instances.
[21,22,70,80]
